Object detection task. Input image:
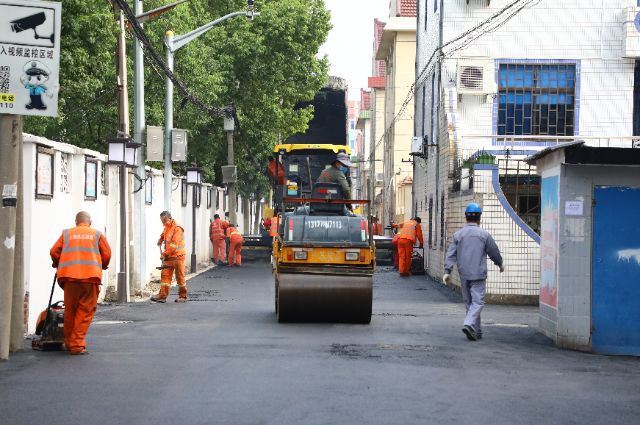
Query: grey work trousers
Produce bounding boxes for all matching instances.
[461,279,486,336]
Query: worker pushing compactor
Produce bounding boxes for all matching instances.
[49,211,111,355]
[394,217,424,277]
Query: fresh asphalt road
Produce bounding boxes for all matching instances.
[1,263,639,425]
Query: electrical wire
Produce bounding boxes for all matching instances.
[111,0,233,119]
[367,0,541,162]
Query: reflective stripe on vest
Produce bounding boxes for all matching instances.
[269,217,279,237]
[164,225,185,251]
[210,220,225,239]
[398,221,417,241]
[57,227,103,280]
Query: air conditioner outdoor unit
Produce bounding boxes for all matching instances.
[456,60,495,95]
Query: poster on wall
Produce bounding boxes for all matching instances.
[35,148,52,198]
[540,175,559,308]
[85,159,97,199]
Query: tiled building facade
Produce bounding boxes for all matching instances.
[413,0,638,301]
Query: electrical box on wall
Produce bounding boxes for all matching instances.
[221,165,237,184]
[171,129,188,162]
[624,7,640,58]
[146,126,164,162]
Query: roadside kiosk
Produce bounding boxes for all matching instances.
[527,142,640,356]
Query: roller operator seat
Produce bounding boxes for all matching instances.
[309,183,347,216]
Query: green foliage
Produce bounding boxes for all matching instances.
[23,0,118,150]
[24,0,331,200]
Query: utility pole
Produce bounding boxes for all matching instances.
[226,121,237,226]
[163,30,174,212]
[0,115,23,360]
[116,4,130,303]
[133,0,146,294]
[162,5,259,214]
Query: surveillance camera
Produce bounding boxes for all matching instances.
[10,12,54,43]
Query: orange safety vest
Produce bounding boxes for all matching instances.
[397,220,418,242]
[209,218,227,240]
[226,226,243,242]
[56,226,104,281]
[161,220,186,257]
[269,216,280,237]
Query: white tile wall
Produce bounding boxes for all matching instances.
[412,0,636,299]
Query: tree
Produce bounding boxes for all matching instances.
[24,0,331,200]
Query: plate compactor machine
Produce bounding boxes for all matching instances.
[270,143,375,324]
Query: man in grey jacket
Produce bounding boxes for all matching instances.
[443,203,504,341]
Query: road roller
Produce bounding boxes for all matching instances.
[273,191,374,324]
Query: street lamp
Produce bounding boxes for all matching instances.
[163,4,260,211]
[186,166,203,273]
[107,136,140,304]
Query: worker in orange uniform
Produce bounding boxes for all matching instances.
[396,217,424,277]
[226,225,244,267]
[209,213,229,265]
[151,211,187,303]
[50,211,111,355]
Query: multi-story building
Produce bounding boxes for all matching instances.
[356,89,372,204]
[413,0,638,302]
[369,18,388,221]
[375,0,417,227]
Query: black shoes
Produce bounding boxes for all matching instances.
[150,296,166,303]
[462,325,478,341]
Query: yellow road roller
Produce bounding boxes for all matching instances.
[273,193,374,324]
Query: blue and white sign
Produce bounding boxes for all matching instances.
[0,0,61,117]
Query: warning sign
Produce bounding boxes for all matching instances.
[0,0,61,117]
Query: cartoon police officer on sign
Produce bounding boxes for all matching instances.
[20,60,51,110]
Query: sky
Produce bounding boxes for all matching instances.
[317,0,390,100]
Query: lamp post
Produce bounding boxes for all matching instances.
[163,3,259,211]
[223,116,237,226]
[108,137,141,303]
[186,166,203,273]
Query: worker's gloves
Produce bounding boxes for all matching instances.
[442,274,451,285]
[499,264,505,273]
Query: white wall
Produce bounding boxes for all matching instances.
[22,135,257,333]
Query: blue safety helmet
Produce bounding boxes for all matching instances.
[465,203,482,221]
[465,203,482,214]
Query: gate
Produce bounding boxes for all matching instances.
[592,186,640,355]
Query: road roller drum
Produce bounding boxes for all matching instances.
[277,274,372,323]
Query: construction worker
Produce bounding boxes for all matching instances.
[395,217,424,277]
[49,211,111,355]
[151,211,187,303]
[392,232,400,269]
[317,152,352,199]
[209,213,229,265]
[443,203,504,341]
[226,225,244,266]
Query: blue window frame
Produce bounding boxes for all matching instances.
[498,64,576,136]
[430,73,436,144]
[424,0,428,30]
[434,0,438,13]
[421,85,426,137]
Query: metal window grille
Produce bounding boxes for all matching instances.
[60,153,70,193]
[181,180,188,207]
[100,162,108,195]
[440,194,445,248]
[498,158,541,235]
[498,64,576,136]
[428,197,433,247]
